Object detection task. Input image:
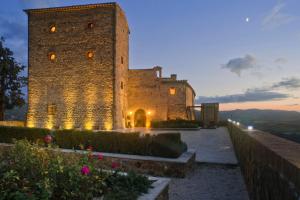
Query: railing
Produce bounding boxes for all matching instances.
[227,122,300,200]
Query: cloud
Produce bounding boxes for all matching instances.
[196,76,300,104]
[274,57,287,64]
[271,77,300,89]
[196,88,289,104]
[262,1,295,29]
[222,54,258,76]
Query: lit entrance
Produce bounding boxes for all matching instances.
[134,109,146,127]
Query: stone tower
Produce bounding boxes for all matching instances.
[25,3,129,130]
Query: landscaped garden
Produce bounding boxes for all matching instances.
[0,139,153,200]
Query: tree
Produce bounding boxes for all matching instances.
[0,37,27,120]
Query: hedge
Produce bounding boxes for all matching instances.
[0,126,50,143]
[0,126,187,158]
[151,119,201,128]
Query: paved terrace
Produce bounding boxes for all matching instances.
[140,127,249,200]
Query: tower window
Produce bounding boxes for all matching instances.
[50,25,56,33]
[121,56,124,64]
[121,81,124,89]
[87,22,94,29]
[49,53,56,61]
[87,51,94,59]
[169,87,176,95]
[47,104,57,115]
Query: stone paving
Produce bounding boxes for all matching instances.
[179,127,238,164]
[139,127,249,200]
[169,164,249,200]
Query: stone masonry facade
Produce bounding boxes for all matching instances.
[127,67,195,127]
[25,3,195,130]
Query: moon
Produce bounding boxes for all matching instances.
[245,17,250,22]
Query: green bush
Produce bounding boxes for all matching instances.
[151,119,201,128]
[0,140,152,200]
[0,126,50,143]
[55,130,186,158]
[0,126,187,158]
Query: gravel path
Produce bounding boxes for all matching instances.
[169,164,249,200]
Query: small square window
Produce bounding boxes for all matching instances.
[47,104,57,115]
[50,25,56,33]
[87,23,94,29]
[49,52,56,61]
[169,87,176,95]
[87,51,94,59]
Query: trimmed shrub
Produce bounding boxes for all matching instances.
[0,126,187,158]
[151,119,201,128]
[0,126,50,143]
[150,133,187,158]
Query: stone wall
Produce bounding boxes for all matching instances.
[127,67,195,127]
[26,3,128,130]
[0,121,25,127]
[113,6,129,129]
[228,123,300,200]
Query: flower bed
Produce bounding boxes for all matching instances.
[151,119,201,129]
[0,126,187,158]
[0,140,153,200]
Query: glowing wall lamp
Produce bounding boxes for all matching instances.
[247,126,254,131]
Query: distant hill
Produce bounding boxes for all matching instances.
[4,104,27,121]
[219,109,300,143]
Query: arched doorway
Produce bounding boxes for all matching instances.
[134,109,146,127]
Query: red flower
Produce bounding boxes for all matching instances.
[111,162,119,169]
[44,135,52,144]
[87,145,93,151]
[97,153,103,160]
[81,165,90,175]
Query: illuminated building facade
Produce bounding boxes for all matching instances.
[25,3,128,130]
[25,3,195,130]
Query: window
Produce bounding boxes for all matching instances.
[87,51,94,59]
[50,25,56,33]
[87,22,94,29]
[121,56,124,64]
[121,81,124,89]
[169,87,176,95]
[47,104,57,115]
[49,52,56,61]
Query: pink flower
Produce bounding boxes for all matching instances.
[81,165,90,175]
[44,135,52,144]
[97,153,103,160]
[111,162,119,169]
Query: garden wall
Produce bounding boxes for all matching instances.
[0,121,25,127]
[228,123,300,200]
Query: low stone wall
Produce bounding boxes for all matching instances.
[228,123,300,200]
[0,121,25,127]
[59,148,196,178]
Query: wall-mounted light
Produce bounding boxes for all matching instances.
[247,126,253,131]
[228,119,232,122]
[128,111,133,115]
[236,122,240,126]
[147,111,151,115]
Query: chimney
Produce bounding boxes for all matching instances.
[170,74,177,80]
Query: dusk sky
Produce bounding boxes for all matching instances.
[1,0,299,111]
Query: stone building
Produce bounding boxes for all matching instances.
[25,3,195,130]
[127,66,195,127]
